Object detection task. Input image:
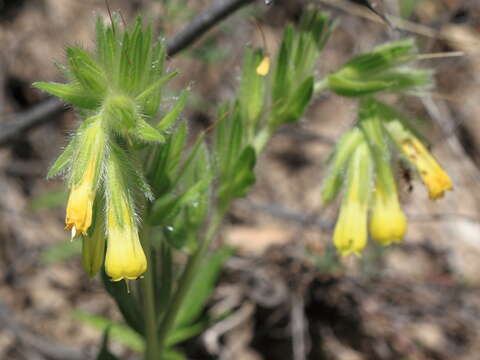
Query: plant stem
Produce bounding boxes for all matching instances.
[141,225,159,360]
[156,210,224,354]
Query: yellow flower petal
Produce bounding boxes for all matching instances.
[65,159,96,235]
[369,190,407,245]
[105,200,147,282]
[334,201,368,256]
[400,138,453,199]
[333,141,372,256]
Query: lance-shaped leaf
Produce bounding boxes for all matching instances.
[33,82,100,109]
[157,89,189,132]
[46,138,75,179]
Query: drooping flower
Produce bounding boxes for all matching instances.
[105,197,147,281]
[369,188,407,245]
[333,141,372,256]
[399,138,453,199]
[386,120,453,200]
[358,101,407,245]
[65,121,105,236]
[65,159,95,236]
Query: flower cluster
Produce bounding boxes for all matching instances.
[323,99,453,256]
[34,16,182,281]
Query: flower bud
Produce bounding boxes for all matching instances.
[82,210,106,278]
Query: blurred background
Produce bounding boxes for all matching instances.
[1,0,480,359]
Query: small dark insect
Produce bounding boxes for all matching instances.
[400,164,414,193]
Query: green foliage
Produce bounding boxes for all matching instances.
[175,247,233,327]
[269,10,332,128]
[239,48,267,133]
[326,39,433,96]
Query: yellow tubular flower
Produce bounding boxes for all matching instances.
[105,198,147,281]
[65,118,105,236]
[333,141,372,256]
[369,189,407,245]
[400,138,453,200]
[65,158,96,236]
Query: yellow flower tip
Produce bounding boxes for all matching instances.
[65,157,98,235]
[105,212,147,282]
[256,55,270,76]
[333,202,368,257]
[369,193,407,246]
[65,182,94,236]
[423,170,453,200]
[401,138,453,200]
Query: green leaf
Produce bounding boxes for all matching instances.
[272,26,293,105]
[46,139,75,179]
[149,122,188,194]
[136,118,165,142]
[167,322,207,347]
[336,38,416,78]
[286,75,314,121]
[275,76,314,125]
[157,90,189,132]
[33,82,100,109]
[218,146,256,205]
[149,178,211,225]
[67,46,107,95]
[101,270,144,335]
[327,74,392,97]
[73,310,145,353]
[175,247,233,327]
[135,72,178,117]
[239,48,266,132]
